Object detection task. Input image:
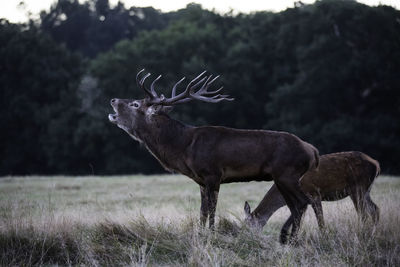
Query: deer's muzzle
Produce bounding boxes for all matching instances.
[109,98,119,123]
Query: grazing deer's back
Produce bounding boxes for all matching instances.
[300,151,380,199]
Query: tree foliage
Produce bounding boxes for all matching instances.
[39,0,170,57]
[0,20,84,174]
[1,0,400,175]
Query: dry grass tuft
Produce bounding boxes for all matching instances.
[0,175,399,266]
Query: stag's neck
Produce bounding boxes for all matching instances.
[137,114,192,172]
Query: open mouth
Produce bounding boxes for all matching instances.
[108,113,118,122]
[109,103,118,123]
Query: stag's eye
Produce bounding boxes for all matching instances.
[129,102,140,108]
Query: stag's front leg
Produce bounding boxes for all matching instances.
[205,182,220,229]
[200,185,209,226]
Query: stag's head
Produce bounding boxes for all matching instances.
[108,69,233,137]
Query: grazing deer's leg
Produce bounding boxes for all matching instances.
[311,198,325,229]
[349,186,366,221]
[357,192,380,224]
[200,185,209,227]
[364,194,380,224]
[351,186,380,225]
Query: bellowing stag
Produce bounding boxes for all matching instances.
[108,69,319,243]
[244,151,380,243]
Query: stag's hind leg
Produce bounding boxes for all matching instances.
[280,215,294,244]
[289,205,307,244]
[275,177,309,244]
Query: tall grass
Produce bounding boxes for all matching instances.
[0,175,399,266]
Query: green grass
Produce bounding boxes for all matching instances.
[1,175,399,266]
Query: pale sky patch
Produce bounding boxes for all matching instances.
[1,0,399,23]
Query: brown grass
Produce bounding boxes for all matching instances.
[0,175,399,266]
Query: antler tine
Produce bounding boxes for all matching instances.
[150,75,162,98]
[188,76,208,95]
[193,75,213,95]
[140,73,151,85]
[185,70,207,92]
[191,74,219,96]
[136,69,145,87]
[189,78,234,103]
[189,74,217,96]
[206,75,220,88]
[203,86,224,95]
[136,69,154,98]
[138,72,154,98]
[190,94,234,103]
[171,77,186,97]
[203,75,220,93]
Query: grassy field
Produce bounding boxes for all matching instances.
[1,175,399,266]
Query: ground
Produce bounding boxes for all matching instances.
[0,175,399,266]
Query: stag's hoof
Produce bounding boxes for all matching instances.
[280,234,288,245]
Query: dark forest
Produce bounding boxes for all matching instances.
[1,0,399,175]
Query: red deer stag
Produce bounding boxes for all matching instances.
[108,69,319,243]
[244,151,380,242]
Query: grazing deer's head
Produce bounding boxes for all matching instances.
[244,201,255,224]
[244,201,263,229]
[108,69,233,141]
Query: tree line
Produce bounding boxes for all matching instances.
[1,0,399,175]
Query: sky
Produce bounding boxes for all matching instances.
[1,0,399,23]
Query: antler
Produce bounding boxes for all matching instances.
[136,69,234,105]
[136,69,161,99]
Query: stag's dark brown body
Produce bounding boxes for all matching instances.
[244,151,380,240]
[186,126,317,184]
[109,70,319,243]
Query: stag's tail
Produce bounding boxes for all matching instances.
[374,159,381,180]
[302,142,319,172]
[313,148,320,170]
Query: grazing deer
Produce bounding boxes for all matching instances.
[244,151,380,242]
[108,69,319,243]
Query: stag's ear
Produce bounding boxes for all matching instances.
[244,201,251,215]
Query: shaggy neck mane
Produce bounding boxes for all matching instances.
[136,113,192,172]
